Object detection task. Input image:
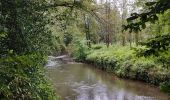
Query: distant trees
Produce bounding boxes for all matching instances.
[50,0,170,50]
[2,0,169,55]
[90,0,122,46]
[124,0,170,32]
[120,0,128,46]
[123,0,170,55]
[123,0,170,74]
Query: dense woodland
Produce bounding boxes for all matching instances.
[0,0,170,99]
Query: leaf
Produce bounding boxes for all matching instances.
[145,2,156,6]
[141,23,146,29]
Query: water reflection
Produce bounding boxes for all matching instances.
[46,63,169,100]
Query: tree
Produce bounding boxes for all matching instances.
[123,0,170,70]
[121,0,128,46]
[0,0,95,99]
[124,0,170,32]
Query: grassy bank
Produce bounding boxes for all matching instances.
[73,43,170,94]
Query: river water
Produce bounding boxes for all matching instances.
[46,57,169,100]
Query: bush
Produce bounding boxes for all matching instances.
[160,81,170,95]
[84,44,170,94]
[72,40,89,61]
[91,44,105,50]
[0,53,59,100]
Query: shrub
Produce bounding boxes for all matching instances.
[91,44,105,50]
[84,44,170,94]
[0,53,59,100]
[160,81,170,95]
[72,40,89,61]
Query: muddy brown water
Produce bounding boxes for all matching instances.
[46,59,169,100]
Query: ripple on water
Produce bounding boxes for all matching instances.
[46,62,170,100]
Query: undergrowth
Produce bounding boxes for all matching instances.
[73,43,170,94]
[0,53,60,99]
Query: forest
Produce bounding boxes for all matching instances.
[0,0,170,99]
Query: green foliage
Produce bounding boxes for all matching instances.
[134,34,170,56]
[0,0,67,99]
[64,32,73,46]
[72,40,89,61]
[150,10,170,35]
[160,81,170,95]
[91,44,105,50]
[156,52,170,68]
[0,53,59,100]
[124,0,170,32]
[0,0,96,99]
[133,34,170,69]
[84,44,170,87]
[0,0,53,55]
[138,34,170,56]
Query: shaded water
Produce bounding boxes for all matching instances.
[46,59,169,100]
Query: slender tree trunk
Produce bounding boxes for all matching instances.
[135,32,139,46]
[129,32,132,48]
[121,0,127,46]
[84,14,91,48]
[122,33,126,46]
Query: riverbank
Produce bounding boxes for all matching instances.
[46,61,170,100]
[73,44,170,94]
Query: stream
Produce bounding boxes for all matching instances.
[46,56,170,100]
